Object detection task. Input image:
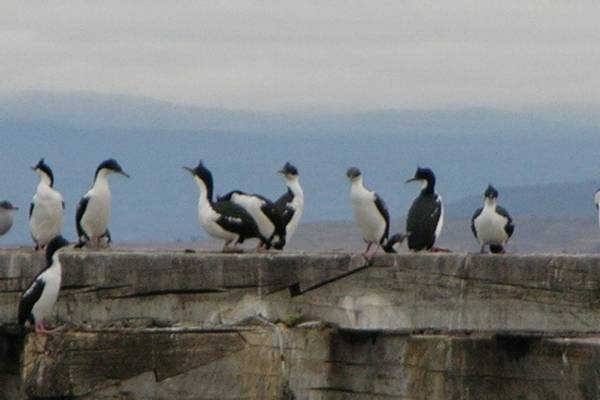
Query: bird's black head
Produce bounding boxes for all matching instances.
[406,167,436,192]
[346,167,362,181]
[484,185,499,199]
[183,160,215,198]
[0,201,18,211]
[279,162,298,177]
[32,158,55,187]
[95,159,129,179]
[45,235,70,265]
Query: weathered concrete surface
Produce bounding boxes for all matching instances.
[2,249,600,333]
[3,249,600,399]
[7,326,600,400]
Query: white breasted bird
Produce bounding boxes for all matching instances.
[18,235,70,334]
[184,161,267,251]
[217,190,286,250]
[75,159,129,248]
[405,167,446,252]
[274,162,304,248]
[471,185,514,253]
[0,201,18,238]
[29,158,65,250]
[347,167,404,258]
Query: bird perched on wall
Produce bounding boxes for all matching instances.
[471,185,514,253]
[217,190,286,250]
[18,235,70,334]
[346,167,405,258]
[274,162,304,249]
[75,159,129,248]
[405,167,446,252]
[184,161,267,252]
[0,201,18,239]
[29,159,65,250]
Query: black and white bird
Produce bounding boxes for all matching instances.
[218,190,286,250]
[471,185,514,253]
[75,159,129,248]
[347,167,404,258]
[405,167,446,252]
[274,162,304,249]
[29,159,65,250]
[0,201,18,238]
[184,161,267,251]
[18,235,70,334]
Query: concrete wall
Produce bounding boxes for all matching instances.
[2,249,600,399]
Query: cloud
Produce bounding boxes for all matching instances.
[1,1,599,109]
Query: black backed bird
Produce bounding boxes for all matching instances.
[75,159,129,248]
[405,167,446,252]
[274,162,304,249]
[347,167,404,258]
[184,161,267,252]
[18,235,70,334]
[29,158,65,250]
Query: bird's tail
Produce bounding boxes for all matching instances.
[383,233,407,253]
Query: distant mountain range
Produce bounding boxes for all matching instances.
[1,91,600,246]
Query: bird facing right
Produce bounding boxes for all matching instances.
[471,185,514,253]
[76,159,129,248]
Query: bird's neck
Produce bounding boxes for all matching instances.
[38,173,53,188]
[420,180,435,195]
[92,171,111,192]
[286,178,303,198]
[195,178,214,205]
[484,198,496,210]
[350,178,366,193]
[45,253,62,271]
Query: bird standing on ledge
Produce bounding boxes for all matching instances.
[347,167,404,258]
[29,158,65,250]
[184,161,266,252]
[76,159,129,248]
[274,162,304,249]
[405,167,446,252]
[471,185,514,253]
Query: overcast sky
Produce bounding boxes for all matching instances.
[2,1,599,110]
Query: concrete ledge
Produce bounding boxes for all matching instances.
[2,250,600,333]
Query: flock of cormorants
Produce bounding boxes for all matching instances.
[8,157,519,334]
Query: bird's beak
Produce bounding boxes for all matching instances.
[31,166,36,171]
[277,169,285,175]
[13,206,19,211]
[183,166,194,174]
[405,178,417,184]
[119,171,130,178]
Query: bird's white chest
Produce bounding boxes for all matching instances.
[30,185,65,243]
[286,189,304,240]
[198,201,238,241]
[350,188,385,242]
[82,187,111,237]
[32,263,62,322]
[474,207,508,245]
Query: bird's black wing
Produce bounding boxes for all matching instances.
[255,195,285,236]
[29,203,34,219]
[496,206,515,238]
[275,189,295,227]
[213,200,262,242]
[62,200,65,209]
[471,207,483,239]
[75,196,90,241]
[373,193,390,244]
[18,277,45,325]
